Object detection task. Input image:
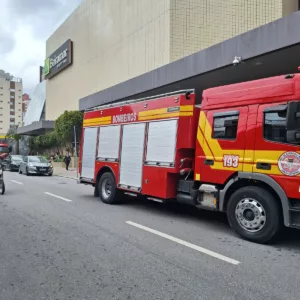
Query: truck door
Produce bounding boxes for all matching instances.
[199,107,249,184]
[254,102,300,199]
[119,123,146,191]
[81,127,98,180]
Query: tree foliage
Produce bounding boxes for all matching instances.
[28,110,83,154]
[6,125,22,154]
[6,125,21,141]
[28,132,58,152]
[54,110,83,145]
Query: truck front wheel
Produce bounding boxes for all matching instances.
[227,186,282,244]
[98,172,120,204]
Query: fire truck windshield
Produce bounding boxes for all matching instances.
[0,146,9,153]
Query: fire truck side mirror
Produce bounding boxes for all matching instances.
[286,101,300,143]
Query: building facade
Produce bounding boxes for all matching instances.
[44,0,298,120]
[22,93,31,119]
[0,70,23,138]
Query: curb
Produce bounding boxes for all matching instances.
[54,174,78,180]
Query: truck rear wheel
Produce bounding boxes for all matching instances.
[227,186,282,244]
[98,172,120,204]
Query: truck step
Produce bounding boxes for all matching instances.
[290,223,300,229]
[289,208,300,212]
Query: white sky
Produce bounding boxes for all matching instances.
[0,0,82,95]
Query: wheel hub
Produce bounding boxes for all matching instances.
[235,198,266,232]
[101,178,112,199]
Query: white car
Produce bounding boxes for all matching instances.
[19,156,53,176]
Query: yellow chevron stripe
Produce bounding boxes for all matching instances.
[84,116,111,124]
[139,105,193,117]
[83,121,111,127]
[179,105,194,112]
[138,111,193,121]
[197,111,300,176]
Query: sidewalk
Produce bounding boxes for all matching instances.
[53,167,78,180]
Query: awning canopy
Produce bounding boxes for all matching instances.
[17,121,54,136]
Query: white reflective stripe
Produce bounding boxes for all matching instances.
[11,180,23,185]
[126,221,240,265]
[44,192,72,202]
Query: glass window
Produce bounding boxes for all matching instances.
[213,114,239,140]
[264,111,287,143]
[11,155,23,162]
[0,146,9,153]
[28,156,47,163]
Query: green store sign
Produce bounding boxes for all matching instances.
[44,39,73,79]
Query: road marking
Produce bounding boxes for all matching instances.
[11,180,24,185]
[44,192,72,203]
[126,221,240,265]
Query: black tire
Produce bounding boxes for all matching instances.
[227,186,282,244]
[94,185,99,197]
[98,172,121,204]
[0,181,5,195]
[49,173,53,176]
[26,168,29,176]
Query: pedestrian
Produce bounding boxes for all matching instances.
[49,155,54,167]
[64,153,71,171]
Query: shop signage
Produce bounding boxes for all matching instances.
[44,39,73,79]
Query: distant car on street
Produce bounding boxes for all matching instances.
[19,156,53,176]
[3,155,24,172]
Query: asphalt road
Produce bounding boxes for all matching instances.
[1,171,300,300]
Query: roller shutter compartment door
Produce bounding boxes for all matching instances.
[81,127,98,179]
[146,120,178,165]
[97,125,121,161]
[119,123,146,188]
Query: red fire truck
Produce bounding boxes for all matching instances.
[0,142,10,161]
[79,73,300,243]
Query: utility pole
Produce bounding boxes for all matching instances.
[73,126,78,180]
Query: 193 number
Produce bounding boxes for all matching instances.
[223,155,239,168]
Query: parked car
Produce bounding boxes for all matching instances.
[19,156,53,176]
[3,155,24,171]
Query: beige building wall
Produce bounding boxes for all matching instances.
[46,0,298,120]
[46,0,171,120]
[170,0,299,61]
[0,76,23,138]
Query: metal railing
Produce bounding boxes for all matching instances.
[85,89,195,112]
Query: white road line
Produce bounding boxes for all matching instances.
[126,221,240,265]
[44,192,72,203]
[11,180,24,185]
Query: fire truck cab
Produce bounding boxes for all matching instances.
[79,73,300,244]
[0,142,11,161]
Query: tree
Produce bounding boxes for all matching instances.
[54,110,83,154]
[28,132,58,154]
[6,125,22,154]
[27,110,83,155]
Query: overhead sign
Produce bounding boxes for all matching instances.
[44,39,73,79]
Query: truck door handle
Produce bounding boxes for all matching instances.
[204,159,214,166]
[256,162,271,170]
